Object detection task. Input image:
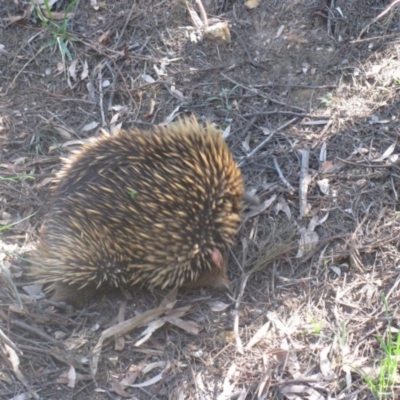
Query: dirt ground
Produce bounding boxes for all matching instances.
[2,0,400,399]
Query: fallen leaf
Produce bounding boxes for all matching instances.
[134,319,166,347]
[276,25,285,38]
[296,227,319,258]
[208,301,230,313]
[143,361,167,374]
[245,0,259,9]
[257,365,271,398]
[143,99,156,119]
[120,370,139,386]
[222,125,231,139]
[170,86,186,102]
[91,0,99,11]
[67,365,76,388]
[142,74,155,83]
[164,316,200,334]
[81,59,89,80]
[68,59,78,82]
[317,178,330,195]
[111,377,132,398]
[22,284,42,296]
[220,364,237,399]
[163,106,181,124]
[54,125,73,139]
[129,372,164,388]
[82,121,99,131]
[245,195,277,219]
[320,345,333,376]
[274,196,291,220]
[246,321,270,350]
[372,142,396,162]
[4,344,20,372]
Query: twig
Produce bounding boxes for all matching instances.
[11,319,58,343]
[238,118,298,167]
[220,73,307,113]
[273,156,295,194]
[195,0,208,27]
[0,327,40,400]
[231,238,250,355]
[6,45,46,94]
[98,68,106,127]
[0,327,22,356]
[298,148,311,218]
[336,157,398,169]
[326,0,335,36]
[391,175,398,201]
[357,0,400,39]
[113,3,140,49]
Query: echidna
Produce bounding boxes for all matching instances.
[31,116,244,306]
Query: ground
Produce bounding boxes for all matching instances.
[1,0,400,399]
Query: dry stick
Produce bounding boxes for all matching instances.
[0,330,40,400]
[113,2,140,49]
[358,0,400,39]
[6,45,46,94]
[233,275,248,355]
[98,68,106,127]
[91,299,176,378]
[238,118,298,167]
[390,175,398,201]
[0,327,22,356]
[220,73,307,113]
[326,0,335,36]
[232,238,250,355]
[195,0,208,26]
[298,148,311,219]
[10,319,58,343]
[273,156,295,194]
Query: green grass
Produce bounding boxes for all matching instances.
[0,175,35,183]
[319,92,333,107]
[206,86,240,111]
[31,0,80,62]
[307,314,324,335]
[0,211,37,233]
[361,296,400,399]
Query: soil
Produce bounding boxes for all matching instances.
[1,0,400,399]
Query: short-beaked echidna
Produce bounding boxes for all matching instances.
[31,117,244,306]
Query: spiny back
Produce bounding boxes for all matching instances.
[32,117,244,305]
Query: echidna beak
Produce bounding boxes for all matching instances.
[212,275,232,294]
[212,249,222,269]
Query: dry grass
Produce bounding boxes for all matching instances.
[2,0,400,398]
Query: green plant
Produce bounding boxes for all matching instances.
[206,86,239,110]
[319,92,333,107]
[360,296,400,399]
[0,175,35,182]
[31,0,80,62]
[307,314,323,335]
[0,211,37,232]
